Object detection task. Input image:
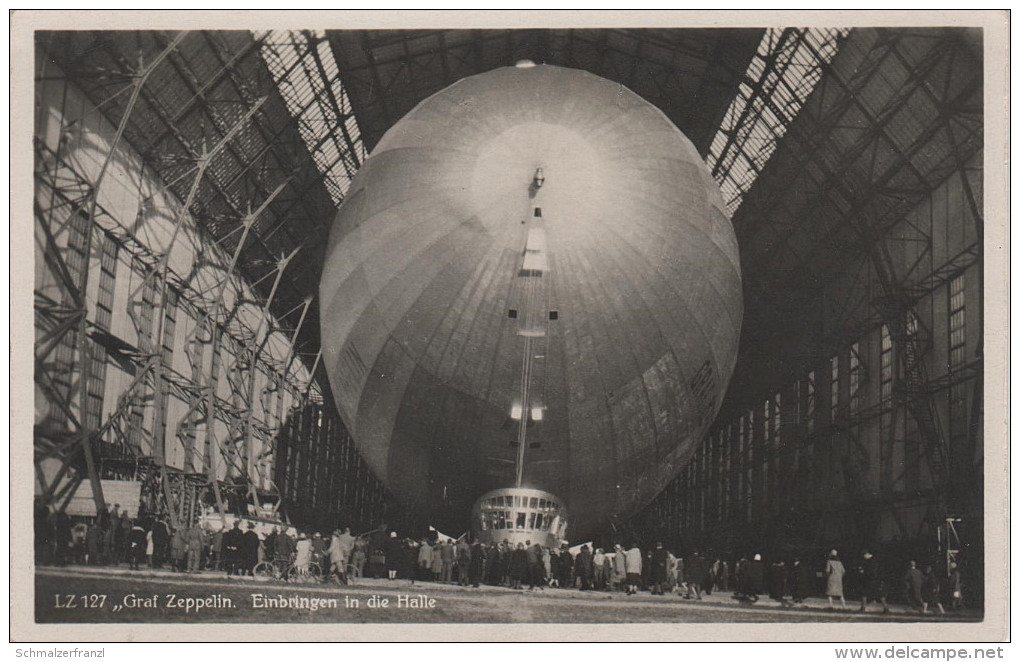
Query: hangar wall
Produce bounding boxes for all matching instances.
[637,156,982,554]
[628,29,983,580]
[33,46,391,529]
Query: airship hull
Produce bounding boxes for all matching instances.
[319,64,742,540]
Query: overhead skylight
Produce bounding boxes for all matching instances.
[254,30,367,205]
[707,28,849,216]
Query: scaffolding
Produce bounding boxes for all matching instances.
[632,29,983,582]
[33,30,391,531]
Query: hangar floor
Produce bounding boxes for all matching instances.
[34,566,979,625]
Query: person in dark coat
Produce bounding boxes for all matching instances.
[401,538,416,582]
[789,557,811,603]
[151,518,170,568]
[222,521,243,576]
[310,532,327,570]
[948,562,964,611]
[53,512,72,566]
[384,532,403,581]
[734,558,747,597]
[922,565,945,615]
[649,542,668,595]
[35,504,54,565]
[485,542,501,583]
[117,513,132,565]
[241,523,260,576]
[685,552,705,600]
[578,545,594,591]
[469,540,484,587]
[744,554,764,602]
[768,559,791,606]
[526,542,543,590]
[127,524,147,570]
[508,542,528,589]
[558,545,574,588]
[274,527,296,566]
[264,529,278,562]
[903,560,924,610]
[456,539,472,586]
[85,522,102,565]
[857,550,889,613]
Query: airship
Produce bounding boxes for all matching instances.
[319,63,742,544]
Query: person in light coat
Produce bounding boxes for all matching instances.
[417,539,434,581]
[145,528,155,568]
[825,549,847,610]
[327,530,350,581]
[610,544,626,591]
[624,542,643,595]
[431,539,445,580]
[185,524,206,573]
[593,547,607,590]
[440,540,456,583]
[294,533,313,578]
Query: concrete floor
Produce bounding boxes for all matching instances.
[35,565,978,624]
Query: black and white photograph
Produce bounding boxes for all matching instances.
[11,9,1009,645]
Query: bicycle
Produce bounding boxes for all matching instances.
[253,556,322,584]
[322,562,362,586]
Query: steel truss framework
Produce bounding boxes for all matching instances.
[328,28,764,157]
[630,29,983,578]
[33,30,393,531]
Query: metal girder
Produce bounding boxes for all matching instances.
[33,31,189,518]
[744,34,979,288]
[34,34,328,528]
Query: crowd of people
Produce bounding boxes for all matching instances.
[36,502,237,573]
[33,503,371,581]
[351,536,967,615]
[35,503,966,615]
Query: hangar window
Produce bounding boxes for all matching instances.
[949,275,966,369]
[880,324,895,492]
[949,274,968,436]
[94,232,119,332]
[51,212,91,402]
[880,326,894,402]
[849,342,862,416]
[706,28,849,214]
[830,354,840,422]
[548,310,558,321]
[805,370,816,434]
[255,30,366,203]
[774,392,782,448]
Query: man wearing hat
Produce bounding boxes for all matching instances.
[222,520,243,577]
[745,553,764,602]
[384,531,403,580]
[311,532,327,572]
[948,561,964,610]
[241,522,260,576]
[649,543,668,595]
[857,550,889,613]
[274,526,296,571]
[294,532,313,577]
